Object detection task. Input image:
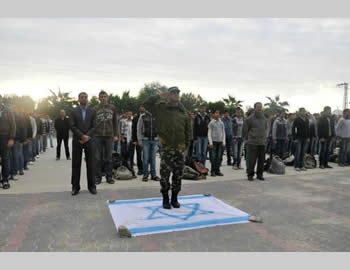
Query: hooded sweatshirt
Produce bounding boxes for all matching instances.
[243,111,268,145]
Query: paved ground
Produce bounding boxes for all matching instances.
[0,142,349,251]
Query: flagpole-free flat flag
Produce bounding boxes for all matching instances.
[107,194,251,237]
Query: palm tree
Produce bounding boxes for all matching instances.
[264,95,289,114]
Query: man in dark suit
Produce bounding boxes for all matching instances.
[69,92,97,196]
[54,109,71,161]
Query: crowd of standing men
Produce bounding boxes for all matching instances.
[1,91,350,209]
[0,95,54,189]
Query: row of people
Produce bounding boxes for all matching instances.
[0,95,54,189]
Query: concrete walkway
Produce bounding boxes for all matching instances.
[0,142,349,251]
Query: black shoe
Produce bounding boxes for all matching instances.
[162,192,171,209]
[171,191,181,208]
[95,177,102,185]
[320,165,325,169]
[211,172,216,177]
[88,188,97,195]
[24,167,29,171]
[142,176,149,182]
[19,171,24,176]
[227,162,232,166]
[67,157,71,160]
[151,176,160,181]
[215,172,224,176]
[106,177,115,184]
[325,165,333,169]
[56,157,60,161]
[137,171,143,176]
[257,176,265,181]
[71,188,80,196]
[2,181,10,189]
[248,176,254,181]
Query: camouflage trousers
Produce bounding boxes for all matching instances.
[159,147,185,194]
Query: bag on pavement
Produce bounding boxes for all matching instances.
[183,165,201,180]
[304,154,316,169]
[268,155,286,175]
[114,166,133,180]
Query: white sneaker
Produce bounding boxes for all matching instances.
[295,168,301,172]
[301,167,307,171]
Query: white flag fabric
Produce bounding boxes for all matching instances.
[107,194,250,237]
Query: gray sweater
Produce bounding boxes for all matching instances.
[208,119,226,145]
[335,118,350,138]
[243,111,268,145]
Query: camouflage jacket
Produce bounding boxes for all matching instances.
[93,104,119,137]
[143,95,191,152]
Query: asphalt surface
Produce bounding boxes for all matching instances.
[0,143,349,251]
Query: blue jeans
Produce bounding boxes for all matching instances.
[23,141,31,168]
[319,138,332,167]
[210,142,223,173]
[142,140,158,177]
[232,137,243,166]
[9,141,19,176]
[275,139,287,159]
[338,138,350,164]
[95,137,114,178]
[196,136,208,166]
[17,143,24,173]
[225,135,233,164]
[295,139,308,168]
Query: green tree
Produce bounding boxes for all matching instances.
[180,93,205,112]
[222,95,244,115]
[137,81,168,103]
[264,95,289,115]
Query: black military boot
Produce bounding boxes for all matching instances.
[171,191,181,208]
[162,192,171,209]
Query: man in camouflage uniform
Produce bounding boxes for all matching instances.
[143,86,191,209]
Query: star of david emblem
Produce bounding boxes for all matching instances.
[144,203,214,221]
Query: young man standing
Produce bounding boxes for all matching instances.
[54,109,71,161]
[232,108,244,170]
[272,111,288,159]
[69,92,97,196]
[208,110,226,177]
[131,106,144,176]
[94,90,119,185]
[318,106,336,169]
[0,95,16,190]
[221,110,233,165]
[143,87,191,209]
[119,111,136,178]
[243,102,268,181]
[292,108,310,171]
[335,109,350,166]
[193,104,211,166]
[137,106,161,182]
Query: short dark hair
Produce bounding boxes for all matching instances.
[324,106,331,111]
[299,107,306,112]
[78,92,88,98]
[99,90,108,97]
[223,110,229,114]
[254,102,262,109]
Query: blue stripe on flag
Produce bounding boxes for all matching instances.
[107,194,212,205]
[128,215,250,235]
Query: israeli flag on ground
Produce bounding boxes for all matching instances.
[107,194,250,237]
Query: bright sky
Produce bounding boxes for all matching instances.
[0,18,349,113]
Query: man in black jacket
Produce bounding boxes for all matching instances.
[54,109,71,161]
[0,95,16,189]
[193,104,211,166]
[69,92,97,196]
[292,108,310,171]
[130,106,144,176]
[318,106,335,169]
